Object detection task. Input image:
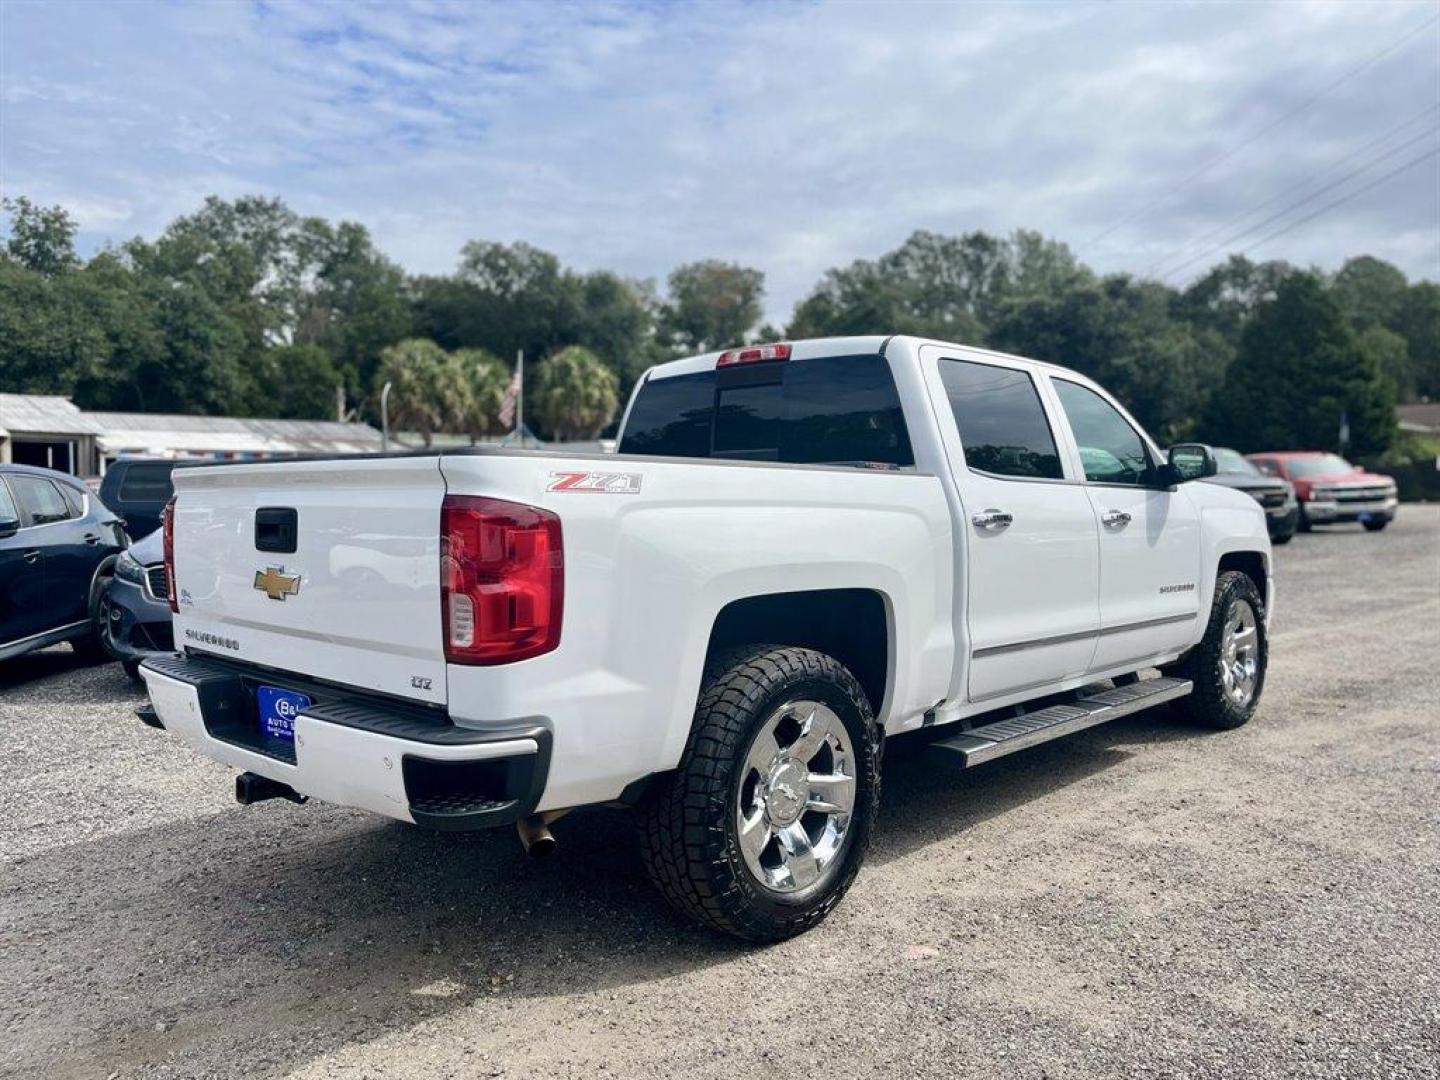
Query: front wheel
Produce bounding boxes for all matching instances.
[638,645,880,942]
[1363,517,1389,532]
[71,570,114,664]
[1171,571,1268,730]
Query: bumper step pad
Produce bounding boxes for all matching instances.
[930,676,1193,767]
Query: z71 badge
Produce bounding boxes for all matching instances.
[547,470,642,494]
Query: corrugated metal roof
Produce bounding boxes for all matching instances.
[87,410,384,456]
[0,394,106,436]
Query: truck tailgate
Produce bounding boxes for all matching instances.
[169,456,448,705]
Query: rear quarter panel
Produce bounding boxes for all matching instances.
[439,453,955,811]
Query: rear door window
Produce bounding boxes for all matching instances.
[938,359,1063,480]
[10,475,77,525]
[117,462,176,501]
[618,354,913,467]
[0,479,18,523]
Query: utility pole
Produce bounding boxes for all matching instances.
[516,349,524,445]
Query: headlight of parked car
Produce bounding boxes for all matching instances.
[113,551,146,585]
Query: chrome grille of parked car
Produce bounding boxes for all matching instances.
[1332,486,1393,503]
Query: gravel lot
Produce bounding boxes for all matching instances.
[3,507,1437,1080]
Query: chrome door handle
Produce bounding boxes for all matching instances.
[1101,510,1132,528]
[22,549,41,564]
[971,509,1013,530]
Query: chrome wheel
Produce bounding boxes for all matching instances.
[1218,598,1259,706]
[735,700,856,895]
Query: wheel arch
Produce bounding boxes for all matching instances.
[703,588,894,722]
[1217,550,1268,607]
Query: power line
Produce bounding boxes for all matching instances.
[1224,146,1439,266]
[1142,103,1440,279]
[1156,124,1439,283]
[1083,12,1440,251]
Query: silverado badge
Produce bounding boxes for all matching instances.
[254,566,301,601]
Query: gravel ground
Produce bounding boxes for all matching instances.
[2,507,1437,1080]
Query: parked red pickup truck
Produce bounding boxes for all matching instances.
[1247,452,1398,533]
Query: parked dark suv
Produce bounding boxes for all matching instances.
[98,458,178,541]
[1201,446,1300,544]
[0,464,127,663]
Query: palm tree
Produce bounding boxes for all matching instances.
[529,345,620,442]
[374,338,467,447]
[453,348,510,441]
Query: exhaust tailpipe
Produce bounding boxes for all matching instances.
[516,810,568,857]
[235,771,308,806]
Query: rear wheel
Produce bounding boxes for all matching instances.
[1171,571,1267,730]
[1363,518,1389,532]
[638,645,880,942]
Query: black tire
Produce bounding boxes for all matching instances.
[1297,507,1312,532]
[122,659,142,682]
[637,645,881,942]
[71,571,113,664]
[1270,529,1294,546]
[1363,518,1389,532]
[1171,571,1267,730]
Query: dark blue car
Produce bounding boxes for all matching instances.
[0,464,127,664]
[98,526,174,679]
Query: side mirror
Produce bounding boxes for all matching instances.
[0,516,20,540]
[1164,443,1217,484]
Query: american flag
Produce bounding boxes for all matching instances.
[499,367,521,428]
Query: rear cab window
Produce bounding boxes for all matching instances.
[117,462,177,502]
[619,353,914,468]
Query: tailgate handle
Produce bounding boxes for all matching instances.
[255,507,298,554]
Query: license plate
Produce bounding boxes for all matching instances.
[256,685,311,742]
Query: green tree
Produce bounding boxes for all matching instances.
[2,196,79,276]
[1173,255,1298,354]
[292,218,412,408]
[661,260,764,351]
[1356,326,1414,402]
[1331,255,1409,333]
[0,256,107,394]
[529,345,619,441]
[788,229,1086,342]
[1395,283,1440,400]
[1209,274,1394,455]
[453,348,510,440]
[247,345,343,420]
[988,275,1221,442]
[374,338,458,447]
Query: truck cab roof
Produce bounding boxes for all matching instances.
[641,334,1094,386]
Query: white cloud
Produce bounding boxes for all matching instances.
[1,0,1435,324]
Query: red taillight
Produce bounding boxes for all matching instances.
[162,496,178,613]
[716,342,791,367]
[440,495,563,665]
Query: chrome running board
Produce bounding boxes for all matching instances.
[929,676,1193,767]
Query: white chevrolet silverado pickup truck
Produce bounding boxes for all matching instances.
[141,335,1272,941]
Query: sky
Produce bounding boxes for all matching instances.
[1,0,1437,324]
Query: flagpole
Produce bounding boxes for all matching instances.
[516,348,524,444]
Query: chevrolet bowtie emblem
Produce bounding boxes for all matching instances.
[254,566,301,601]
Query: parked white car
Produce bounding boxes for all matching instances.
[141,335,1272,941]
